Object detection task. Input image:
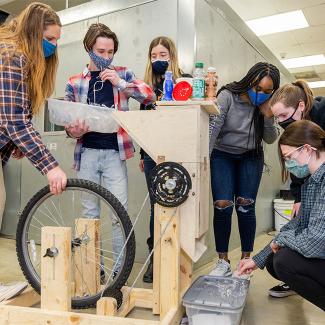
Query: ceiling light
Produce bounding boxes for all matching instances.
[281,55,325,69]
[246,10,309,36]
[308,81,325,89]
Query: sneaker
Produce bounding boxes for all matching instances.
[143,260,153,283]
[0,282,28,302]
[209,259,232,277]
[268,283,296,298]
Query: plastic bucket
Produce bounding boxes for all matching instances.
[273,199,294,232]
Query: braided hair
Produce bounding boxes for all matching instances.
[217,62,280,155]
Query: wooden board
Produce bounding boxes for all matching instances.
[156,100,220,115]
[0,287,40,307]
[0,305,159,325]
[74,219,100,297]
[41,227,71,311]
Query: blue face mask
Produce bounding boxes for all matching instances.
[42,39,56,58]
[284,147,311,178]
[247,88,272,106]
[152,60,169,75]
[88,50,113,71]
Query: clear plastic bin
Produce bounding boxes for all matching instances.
[183,276,250,325]
[47,98,119,133]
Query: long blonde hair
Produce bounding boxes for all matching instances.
[0,2,61,114]
[269,79,314,120]
[144,36,182,88]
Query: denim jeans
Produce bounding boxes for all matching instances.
[210,149,264,253]
[143,153,156,251]
[77,148,128,270]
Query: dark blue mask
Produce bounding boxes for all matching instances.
[42,39,56,58]
[248,88,272,106]
[89,50,113,70]
[152,60,169,75]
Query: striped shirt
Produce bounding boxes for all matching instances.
[0,43,58,174]
[253,163,325,268]
[65,66,155,170]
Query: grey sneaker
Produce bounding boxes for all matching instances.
[209,259,232,277]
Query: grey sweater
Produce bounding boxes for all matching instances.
[209,89,278,154]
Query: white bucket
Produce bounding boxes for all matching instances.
[273,199,294,232]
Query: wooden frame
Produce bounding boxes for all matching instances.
[0,101,218,325]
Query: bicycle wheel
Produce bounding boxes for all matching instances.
[16,179,135,308]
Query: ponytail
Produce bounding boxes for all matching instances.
[291,80,314,119]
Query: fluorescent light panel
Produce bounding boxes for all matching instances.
[308,81,325,89]
[246,10,309,36]
[281,55,325,69]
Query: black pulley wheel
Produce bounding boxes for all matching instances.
[149,162,192,207]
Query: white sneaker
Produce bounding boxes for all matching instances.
[209,259,232,277]
[0,282,28,302]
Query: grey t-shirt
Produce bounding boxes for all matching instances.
[209,89,278,154]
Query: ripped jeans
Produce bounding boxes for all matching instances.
[210,149,264,253]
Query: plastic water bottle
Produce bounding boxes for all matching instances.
[192,62,205,100]
[163,71,173,101]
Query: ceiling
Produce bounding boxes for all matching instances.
[225,0,325,95]
[0,0,89,14]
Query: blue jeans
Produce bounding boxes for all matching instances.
[210,149,264,253]
[77,148,128,270]
[143,153,156,250]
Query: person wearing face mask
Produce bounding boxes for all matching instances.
[209,62,280,277]
[64,23,155,280]
[0,2,66,300]
[238,120,325,311]
[138,36,191,283]
[267,80,325,298]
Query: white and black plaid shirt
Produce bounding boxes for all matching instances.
[253,163,325,269]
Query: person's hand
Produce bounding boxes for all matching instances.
[270,241,281,254]
[259,99,274,118]
[12,147,24,160]
[100,69,121,86]
[65,119,89,138]
[291,202,301,219]
[139,159,144,172]
[46,166,67,195]
[237,258,257,276]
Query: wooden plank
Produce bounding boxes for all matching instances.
[113,108,199,163]
[0,305,159,325]
[116,287,135,318]
[0,287,40,307]
[153,155,165,315]
[156,100,220,115]
[180,249,193,298]
[41,227,71,311]
[97,297,117,316]
[160,306,185,325]
[159,209,180,319]
[130,288,153,309]
[74,219,100,297]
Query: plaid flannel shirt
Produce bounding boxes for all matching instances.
[253,163,325,268]
[0,43,58,174]
[65,66,155,170]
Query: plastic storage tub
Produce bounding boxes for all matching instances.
[47,98,119,133]
[273,198,294,232]
[183,276,250,325]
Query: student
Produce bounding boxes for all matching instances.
[139,36,191,283]
[0,2,66,300]
[209,62,280,276]
[64,23,155,276]
[238,120,325,311]
[268,80,325,298]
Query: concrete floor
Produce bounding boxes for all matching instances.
[0,234,324,324]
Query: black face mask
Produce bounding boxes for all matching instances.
[278,107,299,129]
[152,60,169,75]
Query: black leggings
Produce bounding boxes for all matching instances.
[265,247,325,311]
